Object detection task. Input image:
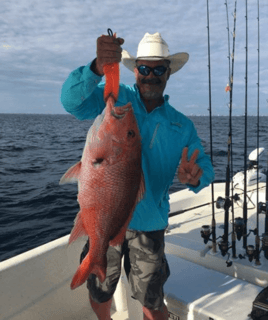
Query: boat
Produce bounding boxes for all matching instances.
[0,147,267,320]
[2,1,266,318]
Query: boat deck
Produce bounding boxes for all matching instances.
[1,182,267,320]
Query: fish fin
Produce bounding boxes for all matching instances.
[109,226,127,247]
[109,209,134,247]
[136,171,146,203]
[68,211,87,245]
[70,250,107,290]
[59,161,82,184]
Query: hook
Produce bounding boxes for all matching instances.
[107,28,113,37]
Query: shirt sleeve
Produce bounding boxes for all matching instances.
[60,60,106,120]
[186,120,215,193]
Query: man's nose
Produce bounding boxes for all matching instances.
[146,70,156,79]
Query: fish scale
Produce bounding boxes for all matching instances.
[59,61,145,290]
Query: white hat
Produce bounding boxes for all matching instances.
[122,32,189,75]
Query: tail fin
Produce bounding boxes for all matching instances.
[70,250,107,290]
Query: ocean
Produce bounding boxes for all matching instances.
[0,114,267,262]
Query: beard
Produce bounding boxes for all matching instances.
[141,90,162,99]
[140,80,164,100]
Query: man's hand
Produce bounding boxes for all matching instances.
[178,147,203,186]
[94,33,124,76]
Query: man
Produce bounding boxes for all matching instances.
[61,32,214,320]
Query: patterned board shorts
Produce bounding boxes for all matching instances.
[80,229,170,311]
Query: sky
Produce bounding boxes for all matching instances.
[1,0,268,116]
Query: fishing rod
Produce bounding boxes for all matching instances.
[236,1,268,264]
[205,0,217,253]
[250,0,268,263]
[254,0,261,265]
[243,0,249,250]
[218,0,237,258]
[225,0,237,259]
[260,154,268,259]
[169,184,265,218]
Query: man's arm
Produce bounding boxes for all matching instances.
[60,34,124,120]
[61,60,106,120]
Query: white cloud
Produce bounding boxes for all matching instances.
[0,0,267,115]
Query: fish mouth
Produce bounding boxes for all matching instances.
[111,106,130,119]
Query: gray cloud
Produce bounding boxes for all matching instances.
[1,0,267,115]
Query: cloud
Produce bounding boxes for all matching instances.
[1,0,267,115]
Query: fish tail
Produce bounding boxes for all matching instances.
[103,62,119,102]
[70,251,107,290]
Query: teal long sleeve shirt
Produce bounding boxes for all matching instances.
[61,61,215,231]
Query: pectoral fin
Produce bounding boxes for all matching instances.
[59,161,81,184]
[68,211,87,245]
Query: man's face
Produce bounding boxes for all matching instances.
[134,59,171,100]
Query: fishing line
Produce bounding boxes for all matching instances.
[243,0,248,250]
[206,0,217,253]
[107,28,113,36]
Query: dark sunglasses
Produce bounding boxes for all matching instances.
[137,65,168,77]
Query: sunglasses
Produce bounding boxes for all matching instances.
[137,65,168,77]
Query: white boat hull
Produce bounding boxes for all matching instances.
[0,181,267,320]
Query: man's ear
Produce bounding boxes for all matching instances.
[167,68,171,81]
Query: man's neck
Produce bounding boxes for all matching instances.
[141,96,164,113]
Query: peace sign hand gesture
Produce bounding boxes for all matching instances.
[178,147,203,187]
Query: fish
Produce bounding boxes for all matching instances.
[59,59,145,290]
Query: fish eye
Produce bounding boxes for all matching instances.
[127,130,135,138]
[92,158,104,168]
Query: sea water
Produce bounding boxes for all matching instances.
[0,114,267,261]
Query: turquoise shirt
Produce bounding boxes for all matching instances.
[61,61,215,231]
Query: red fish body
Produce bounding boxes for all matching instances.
[60,60,144,290]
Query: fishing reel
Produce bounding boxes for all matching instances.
[258,201,268,214]
[216,194,240,210]
[200,226,233,266]
[262,233,268,260]
[201,225,211,244]
[218,240,233,266]
[245,233,268,263]
[234,217,244,241]
[238,244,257,263]
[218,240,229,257]
[237,231,264,265]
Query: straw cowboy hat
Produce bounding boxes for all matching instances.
[122,32,189,75]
